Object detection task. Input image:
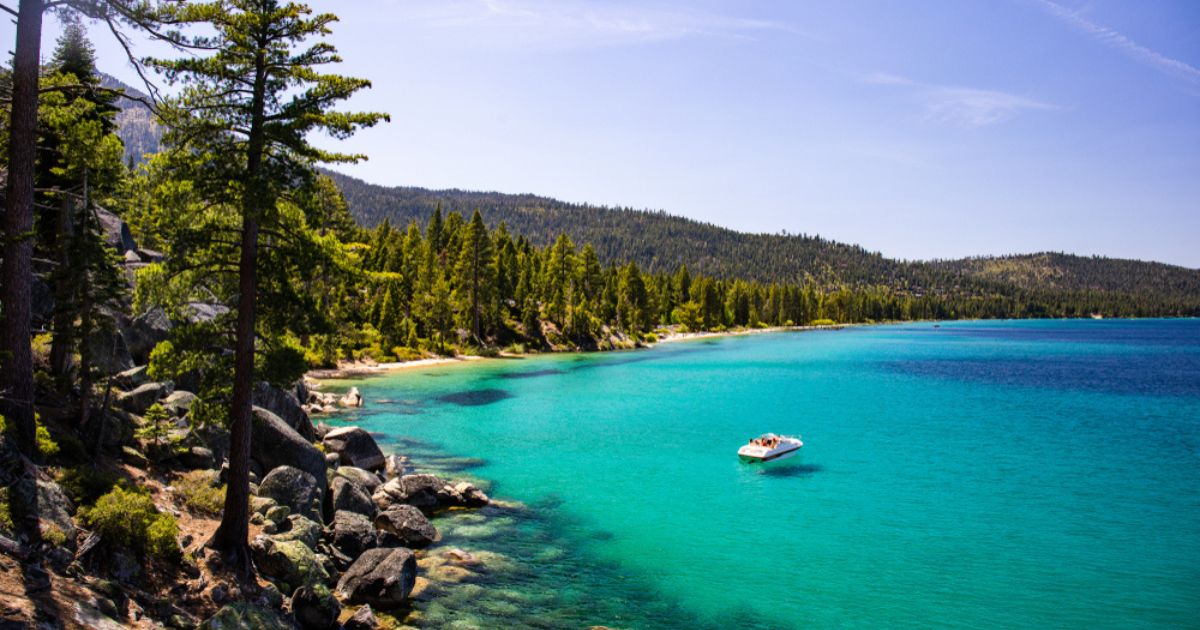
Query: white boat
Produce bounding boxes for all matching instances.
[738,433,803,463]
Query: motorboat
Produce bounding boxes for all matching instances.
[738,433,803,463]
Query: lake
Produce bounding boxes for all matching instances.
[331,319,1200,629]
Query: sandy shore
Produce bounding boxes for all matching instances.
[307,324,854,380]
[307,355,487,379]
[652,323,847,345]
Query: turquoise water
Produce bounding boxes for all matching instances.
[335,320,1200,628]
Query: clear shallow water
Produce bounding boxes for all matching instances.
[335,319,1200,629]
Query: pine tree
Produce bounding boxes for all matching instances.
[147,0,386,564]
[454,210,494,345]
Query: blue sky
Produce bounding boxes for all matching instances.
[10,1,1200,266]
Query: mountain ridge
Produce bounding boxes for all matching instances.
[322,169,1200,306]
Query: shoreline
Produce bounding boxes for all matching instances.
[306,323,856,381]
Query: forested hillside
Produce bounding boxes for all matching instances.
[324,170,1200,306]
[930,253,1200,299]
[325,170,930,287]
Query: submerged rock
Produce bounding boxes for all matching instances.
[374,505,437,549]
[335,547,417,610]
[322,427,385,471]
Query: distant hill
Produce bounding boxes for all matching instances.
[930,253,1200,301]
[324,170,950,288]
[323,171,1200,308]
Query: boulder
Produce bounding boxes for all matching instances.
[199,603,291,630]
[184,301,229,324]
[257,466,322,523]
[373,505,437,549]
[37,479,77,552]
[249,535,329,594]
[454,481,490,507]
[289,584,340,630]
[177,446,215,470]
[250,407,327,503]
[163,390,198,417]
[125,307,171,364]
[372,474,459,513]
[338,387,364,408]
[327,511,376,559]
[327,476,377,520]
[335,547,417,610]
[113,365,149,391]
[116,381,171,414]
[273,515,323,551]
[382,454,409,480]
[88,324,135,375]
[334,467,383,494]
[343,604,379,630]
[96,206,138,253]
[321,427,385,471]
[253,382,315,442]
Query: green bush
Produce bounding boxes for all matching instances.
[0,487,13,533]
[390,346,424,362]
[0,414,61,459]
[35,423,58,458]
[57,467,121,507]
[81,486,180,562]
[174,470,225,516]
[810,318,837,326]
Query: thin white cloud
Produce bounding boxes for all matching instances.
[865,74,1059,128]
[387,0,804,49]
[1034,0,1200,84]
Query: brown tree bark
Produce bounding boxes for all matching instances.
[207,48,268,570]
[1,0,43,545]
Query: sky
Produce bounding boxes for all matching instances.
[6,0,1200,267]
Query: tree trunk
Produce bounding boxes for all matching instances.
[207,48,269,571]
[1,0,43,544]
[50,194,76,379]
[77,172,93,428]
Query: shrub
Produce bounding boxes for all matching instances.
[31,333,52,370]
[36,421,59,459]
[174,470,225,516]
[1,413,61,459]
[810,318,837,326]
[0,487,13,533]
[390,346,424,362]
[81,486,180,562]
[643,332,659,343]
[41,523,68,547]
[57,467,121,507]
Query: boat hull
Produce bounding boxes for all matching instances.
[738,445,802,463]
